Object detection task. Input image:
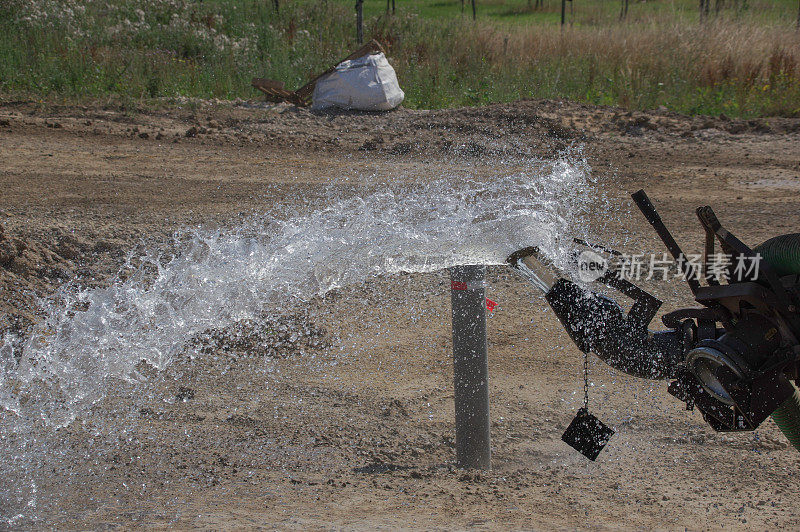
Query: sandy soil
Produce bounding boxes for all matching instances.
[1,98,800,529]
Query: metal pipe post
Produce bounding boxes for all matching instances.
[449,265,491,469]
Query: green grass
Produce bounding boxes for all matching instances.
[353,0,797,25]
[1,0,799,117]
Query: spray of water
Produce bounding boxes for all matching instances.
[0,154,597,523]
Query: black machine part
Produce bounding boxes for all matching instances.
[545,277,683,380]
[507,190,800,436]
[630,190,800,432]
[684,314,782,405]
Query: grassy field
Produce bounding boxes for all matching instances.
[1,0,799,117]
[356,0,798,25]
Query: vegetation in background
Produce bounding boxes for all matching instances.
[0,0,799,117]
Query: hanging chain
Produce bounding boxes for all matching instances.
[582,350,590,410]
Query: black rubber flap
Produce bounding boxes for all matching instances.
[561,408,614,461]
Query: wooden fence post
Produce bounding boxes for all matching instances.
[356,0,364,44]
[700,0,710,22]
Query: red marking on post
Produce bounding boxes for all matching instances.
[451,281,468,291]
[485,298,498,312]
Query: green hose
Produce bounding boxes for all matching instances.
[770,391,800,451]
[754,233,800,276]
[753,234,800,451]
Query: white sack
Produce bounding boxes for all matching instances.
[312,52,404,111]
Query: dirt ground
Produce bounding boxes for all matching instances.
[1,98,800,529]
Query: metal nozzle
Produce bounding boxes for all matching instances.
[506,246,558,294]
